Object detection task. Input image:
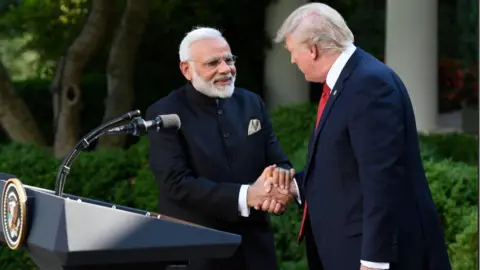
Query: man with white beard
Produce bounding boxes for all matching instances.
[145,27,294,270]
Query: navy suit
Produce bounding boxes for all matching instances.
[295,48,451,270]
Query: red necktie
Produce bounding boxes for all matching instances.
[298,83,331,244]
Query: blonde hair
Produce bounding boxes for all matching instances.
[274,3,354,53]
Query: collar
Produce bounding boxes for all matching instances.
[325,43,356,90]
[185,83,220,105]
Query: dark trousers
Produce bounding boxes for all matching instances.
[304,218,324,270]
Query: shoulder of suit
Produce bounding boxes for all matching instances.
[233,87,263,104]
[146,86,185,119]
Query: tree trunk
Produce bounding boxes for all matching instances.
[51,0,110,158]
[0,61,46,146]
[97,0,150,148]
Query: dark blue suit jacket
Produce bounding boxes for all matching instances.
[146,84,292,270]
[296,48,451,270]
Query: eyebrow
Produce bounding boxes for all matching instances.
[205,54,233,62]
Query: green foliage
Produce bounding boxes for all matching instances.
[269,102,317,158]
[0,35,41,80]
[419,132,478,165]
[0,0,89,61]
[0,104,477,270]
[449,206,478,270]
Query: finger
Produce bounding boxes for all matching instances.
[277,168,285,189]
[264,179,273,193]
[283,169,290,190]
[268,199,277,212]
[272,168,279,187]
[274,203,283,214]
[260,167,271,179]
[261,200,270,211]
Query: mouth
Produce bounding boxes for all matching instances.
[214,78,232,85]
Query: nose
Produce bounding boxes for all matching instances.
[218,60,232,73]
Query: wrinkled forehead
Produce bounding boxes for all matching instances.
[189,37,232,62]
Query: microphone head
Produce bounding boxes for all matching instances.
[158,114,181,129]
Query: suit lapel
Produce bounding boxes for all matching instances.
[303,49,364,184]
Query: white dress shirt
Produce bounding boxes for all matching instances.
[238,42,388,270]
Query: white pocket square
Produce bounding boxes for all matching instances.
[248,119,261,135]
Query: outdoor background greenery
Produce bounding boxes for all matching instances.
[0,103,477,270]
[0,0,477,269]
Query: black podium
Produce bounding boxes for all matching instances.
[0,177,241,270]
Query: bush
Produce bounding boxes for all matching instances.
[419,132,478,165]
[0,104,477,270]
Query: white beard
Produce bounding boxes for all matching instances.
[191,66,235,99]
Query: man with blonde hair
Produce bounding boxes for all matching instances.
[146,26,294,270]
[265,3,451,270]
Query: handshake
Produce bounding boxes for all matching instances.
[246,165,298,215]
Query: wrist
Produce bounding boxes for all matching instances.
[246,185,254,207]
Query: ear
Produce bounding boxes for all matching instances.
[310,44,318,60]
[179,62,192,81]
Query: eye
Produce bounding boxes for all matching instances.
[225,55,237,65]
[206,59,221,68]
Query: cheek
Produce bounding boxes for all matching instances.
[230,66,237,76]
[296,56,313,74]
[199,69,216,81]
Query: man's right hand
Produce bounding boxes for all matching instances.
[260,168,298,213]
[247,166,292,211]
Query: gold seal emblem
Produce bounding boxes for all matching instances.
[1,178,28,250]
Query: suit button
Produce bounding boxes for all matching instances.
[217,109,223,115]
[229,155,235,162]
[392,235,397,245]
[223,132,230,138]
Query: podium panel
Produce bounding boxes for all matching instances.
[0,177,241,270]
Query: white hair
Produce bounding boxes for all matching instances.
[274,3,354,53]
[179,26,224,61]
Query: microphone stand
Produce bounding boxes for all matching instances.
[54,110,141,196]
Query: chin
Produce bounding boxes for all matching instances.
[214,84,235,98]
[305,74,324,83]
[304,74,315,83]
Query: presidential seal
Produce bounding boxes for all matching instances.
[1,178,28,250]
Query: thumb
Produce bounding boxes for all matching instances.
[264,178,273,192]
[261,165,274,179]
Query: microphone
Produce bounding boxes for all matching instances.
[106,114,181,136]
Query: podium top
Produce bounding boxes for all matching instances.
[0,177,241,267]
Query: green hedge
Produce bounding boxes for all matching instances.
[0,103,477,270]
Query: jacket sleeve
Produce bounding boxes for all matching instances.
[293,170,306,204]
[146,105,242,223]
[348,78,403,263]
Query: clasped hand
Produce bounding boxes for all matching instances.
[247,165,296,214]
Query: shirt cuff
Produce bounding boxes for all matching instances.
[292,178,301,204]
[360,260,389,269]
[238,184,250,217]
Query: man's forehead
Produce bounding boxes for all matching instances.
[190,38,231,60]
